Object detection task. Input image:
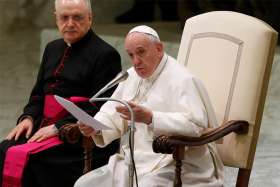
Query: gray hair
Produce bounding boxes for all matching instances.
[55,0,92,13]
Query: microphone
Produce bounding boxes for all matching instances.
[89,70,136,187]
[90,71,128,101]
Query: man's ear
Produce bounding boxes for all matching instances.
[156,42,164,55]
[89,12,93,22]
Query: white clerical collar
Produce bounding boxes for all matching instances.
[144,53,168,83]
[133,53,168,102]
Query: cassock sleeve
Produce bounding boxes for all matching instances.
[17,45,49,130]
[152,76,208,137]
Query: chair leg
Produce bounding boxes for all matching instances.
[236,168,251,187]
[174,159,182,187]
[82,137,95,174]
[173,146,185,187]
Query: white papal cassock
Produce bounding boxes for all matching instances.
[74,54,224,187]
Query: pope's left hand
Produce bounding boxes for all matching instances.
[116,101,153,125]
[27,124,58,143]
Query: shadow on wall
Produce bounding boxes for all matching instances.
[178,0,280,43]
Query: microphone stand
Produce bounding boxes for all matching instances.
[89,97,136,187]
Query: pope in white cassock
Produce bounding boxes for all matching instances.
[75,25,224,187]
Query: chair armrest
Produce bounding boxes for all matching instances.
[153,120,249,154]
[59,123,95,174]
[59,123,81,144]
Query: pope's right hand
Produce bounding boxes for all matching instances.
[6,118,33,141]
[78,123,96,137]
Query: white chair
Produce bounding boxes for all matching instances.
[153,11,278,187]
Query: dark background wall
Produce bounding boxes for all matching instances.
[178,0,280,34]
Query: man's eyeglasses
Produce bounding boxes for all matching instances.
[57,14,87,23]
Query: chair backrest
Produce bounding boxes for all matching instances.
[177,11,277,169]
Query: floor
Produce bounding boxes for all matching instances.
[0,18,280,187]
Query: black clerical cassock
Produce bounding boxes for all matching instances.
[0,29,122,187]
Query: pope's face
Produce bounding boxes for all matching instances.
[55,0,92,44]
[125,33,163,79]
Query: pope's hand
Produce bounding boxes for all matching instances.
[78,123,97,137]
[116,101,153,124]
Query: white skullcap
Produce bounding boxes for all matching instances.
[128,25,160,40]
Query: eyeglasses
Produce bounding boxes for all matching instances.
[57,14,87,23]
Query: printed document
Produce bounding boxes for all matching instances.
[54,95,111,130]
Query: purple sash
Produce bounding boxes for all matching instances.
[2,95,89,187]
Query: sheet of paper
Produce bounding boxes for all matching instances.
[54,95,111,130]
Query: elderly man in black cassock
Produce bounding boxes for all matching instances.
[0,0,121,187]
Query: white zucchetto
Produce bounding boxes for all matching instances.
[128,25,160,40]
